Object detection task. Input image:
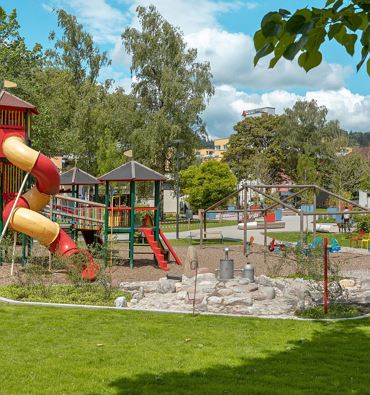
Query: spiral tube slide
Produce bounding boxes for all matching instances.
[2,136,99,280]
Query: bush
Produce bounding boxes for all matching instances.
[354,214,370,232]
[297,303,366,319]
[0,284,130,306]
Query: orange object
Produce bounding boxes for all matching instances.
[265,212,276,223]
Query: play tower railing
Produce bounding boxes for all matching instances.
[42,195,105,230]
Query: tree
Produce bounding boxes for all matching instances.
[0,7,43,98]
[223,114,284,183]
[180,160,237,211]
[254,1,370,75]
[122,5,214,173]
[331,153,370,196]
[281,100,346,183]
[296,154,318,203]
[96,129,123,175]
[46,9,110,86]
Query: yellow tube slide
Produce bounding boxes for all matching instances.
[2,136,60,246]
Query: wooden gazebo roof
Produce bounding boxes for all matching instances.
[0,90,39,114]
[99,161,166,182]
[60,167,100,186]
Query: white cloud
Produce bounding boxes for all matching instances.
[203,85,370,137]
[47,0,127,43]
[186,28,352,90]
[124,0,243,35]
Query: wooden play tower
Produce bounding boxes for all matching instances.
[99,161,181,270]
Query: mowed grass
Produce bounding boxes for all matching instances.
[0,305,369,395]
[160,219,238,233]
[267,231,365,248]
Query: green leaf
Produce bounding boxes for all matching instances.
[298,50,323,71]
[269,54,282,68]
[342,34,358,56]
[332,0,344,12]
[335,32,357,56]
[286,14,307,34]
[283,35,309,60]
[328,23,343,40]
[367,58,370,75]
[261,12,281,31]
[254,30,266,51]
[262,20,282,37]
[325,0,336,6]
[357,45,369,71]
[278,9,291,16]
[360,25,370,46]
[254,43,274,65]
[344,14,363,32]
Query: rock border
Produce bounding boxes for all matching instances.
[1,296,370,322]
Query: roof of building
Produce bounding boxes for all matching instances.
[0,90,39,114]
[60,167,100,185]
[99,161,167,182]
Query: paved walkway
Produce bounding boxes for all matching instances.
[164,214,313,243]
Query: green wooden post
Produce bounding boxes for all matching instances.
[104,181,109,267]
[154,181,160,242]
[129,181,135,269]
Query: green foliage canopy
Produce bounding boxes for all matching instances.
[254,1,370,75]
[224,114,284,183]
[180,160,237,211]
[122,5,214,173]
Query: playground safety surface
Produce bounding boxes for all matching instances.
[1,244,369,285]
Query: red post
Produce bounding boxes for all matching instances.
[323,237,328,316]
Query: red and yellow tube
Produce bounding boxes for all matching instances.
[2,136,98,280]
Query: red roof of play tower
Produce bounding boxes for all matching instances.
[0,90,39,114]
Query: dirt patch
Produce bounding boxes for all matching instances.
[1,243,369,286]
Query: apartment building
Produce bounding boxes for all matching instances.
[196,137,229,161]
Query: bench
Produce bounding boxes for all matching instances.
[189,230,223,243]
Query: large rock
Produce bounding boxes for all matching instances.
[119,281,158,293]
[196,273,217,282]
[224,296,253,306]
[262,286,275,300]
[197,280,217,294]
[238,278,251,285]
[217,288,234,297]
[131,286,145,302]
[361,279,370,289]
[176,291,188,300]
[257,275,275,287]
[207,296,223,305]
[157,278,177,294]
[115,296,127,308]
[339,279,356,288]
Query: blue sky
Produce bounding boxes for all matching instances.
[3,0,370,136]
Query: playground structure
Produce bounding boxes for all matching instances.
[200,184,370,253]
[0,90,98,279]
[98,161,182,270]
[0,90,181,273]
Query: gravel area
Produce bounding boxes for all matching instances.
[1,243,369,286]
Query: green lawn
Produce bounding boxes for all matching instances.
[160,220,238,233]
[267,231,365,248]
[169,237,242,246]
[0,305,369,394]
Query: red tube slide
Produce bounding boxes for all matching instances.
[2,136,99,280]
